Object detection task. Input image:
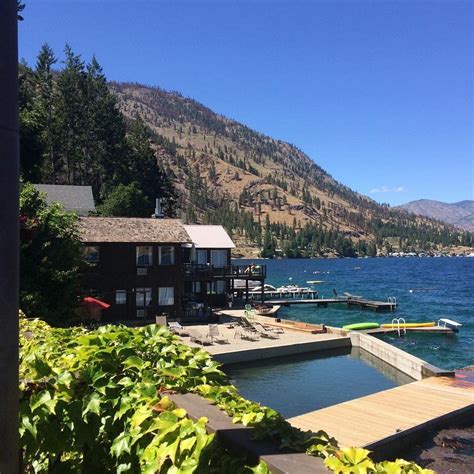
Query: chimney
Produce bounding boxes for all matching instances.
[152,198,165,218]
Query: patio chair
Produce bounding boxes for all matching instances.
[255,321,284,334]
[188,329,213,346]
[244,304,255,319]
[253,322,280,339]
[168,321,190,337]
[155,315,167,326]
[240,317,260,333]
[234,327,260,341]
[208,324,229,344]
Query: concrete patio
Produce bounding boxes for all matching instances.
[178,321,351,364]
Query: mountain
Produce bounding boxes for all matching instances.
[109,82,471,255]
[19,46,471,257]
[397,200,474,232]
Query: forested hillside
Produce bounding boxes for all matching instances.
[110,82,472,256]
[19,45,472,257]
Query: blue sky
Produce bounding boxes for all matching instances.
[19,0,473,205]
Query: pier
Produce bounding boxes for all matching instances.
[288,368,474,459]
[263,297,397,311]
[362,326,454,335]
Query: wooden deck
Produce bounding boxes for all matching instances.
[362,326,454,335]
[288,369,474,455]
[264,297,397,311]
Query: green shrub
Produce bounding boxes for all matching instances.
[19,319,434,473]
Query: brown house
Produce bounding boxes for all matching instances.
[78,217,266,324]
[78,217,191,323]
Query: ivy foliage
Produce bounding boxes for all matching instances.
[20,318,434,473]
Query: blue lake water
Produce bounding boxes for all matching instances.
[235,257,474,370]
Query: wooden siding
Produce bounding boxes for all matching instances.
[82,242,186,323]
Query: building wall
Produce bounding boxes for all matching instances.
[187,248,232,307]
[82,242,185,323]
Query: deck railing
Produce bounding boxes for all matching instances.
[183,263,266,279]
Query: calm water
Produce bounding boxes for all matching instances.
[226,348,413,418]
[235,257,474,370]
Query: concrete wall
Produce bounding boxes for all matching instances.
[214,337,351,365]
[350,332,452,381]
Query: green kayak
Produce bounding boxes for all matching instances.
[343,322,380,330]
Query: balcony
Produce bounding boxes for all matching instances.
[183,263,266,280]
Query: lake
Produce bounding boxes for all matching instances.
[235,257,474,370]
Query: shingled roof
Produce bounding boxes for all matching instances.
[33,184,96,216]
[77,217,191,243]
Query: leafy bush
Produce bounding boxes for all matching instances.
[20,183,83,324]
[19,319,433,473]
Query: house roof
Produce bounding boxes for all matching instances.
[33,184,96,216]
[78,217,192,243]
[183,225,235,249]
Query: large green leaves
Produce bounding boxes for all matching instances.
[19,319,431,474]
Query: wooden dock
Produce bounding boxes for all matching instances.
[362,326,454,335]
[263,297,397,311]
[288,369,474,457]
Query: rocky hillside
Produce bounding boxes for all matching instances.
[110,81,470,255]
[398,200,474,232]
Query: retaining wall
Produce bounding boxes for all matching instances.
[213,337,351,365]
[349,332,453,380]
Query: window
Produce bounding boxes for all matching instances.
[158,287,174,306]
[159,246,175,265]
[192,281,201,293]
[84,246,99,263]
[207,281,225,295]
[115,290,127,305]
[136,246,153,266]
[197,249,207,264]
[136,288,152,307]
[210,250,227,268]
[215,280,225,294]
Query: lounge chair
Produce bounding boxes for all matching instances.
[234,326,260,341]
[168,321,190,337]
[254,321,284,334]
[253,322,280,339]
[240,317,259,333]
[208,324,229,344]
[188,329,213,345]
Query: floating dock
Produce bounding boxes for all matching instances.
[288,368,474,459]
[263,297,397,311]
[361,326,454,335]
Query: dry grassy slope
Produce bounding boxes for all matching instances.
[110,82,449,241]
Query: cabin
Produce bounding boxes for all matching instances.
[78,217,266,324]
[78,217,190,323]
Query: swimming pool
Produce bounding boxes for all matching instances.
[225,347,413,418]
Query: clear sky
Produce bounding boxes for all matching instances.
[19,0,473,205]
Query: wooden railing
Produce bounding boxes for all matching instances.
[183,263,266,279]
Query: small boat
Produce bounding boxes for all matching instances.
[438,318,462,332]
[250,284,277,293]
[254,304,279,315]
[381,322,435,329]
[306,280,324,284]
[343,322,380,330]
